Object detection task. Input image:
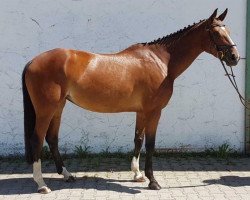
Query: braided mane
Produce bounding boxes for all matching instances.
[143,19,206,47]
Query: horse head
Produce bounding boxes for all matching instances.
[204,8,240,66]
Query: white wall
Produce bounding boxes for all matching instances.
[0,0,246,155]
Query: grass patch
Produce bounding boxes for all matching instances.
[204,143,238,159]
[74,145,90,159]
[0,154,23,163]
[0,143,245,163]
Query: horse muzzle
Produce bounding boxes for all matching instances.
[219,47,240,67]
[223,52,240,67]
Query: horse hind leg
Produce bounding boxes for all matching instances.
[131,112,146,182]
[45,100,75,182]
[31,100,66,193]
[32,112,55,194]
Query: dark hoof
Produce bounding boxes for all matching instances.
[66,176,76,182]
[148,181,161,190]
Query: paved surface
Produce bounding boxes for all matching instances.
[1,156,250,200]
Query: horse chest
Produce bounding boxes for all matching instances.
[147,78,174,110]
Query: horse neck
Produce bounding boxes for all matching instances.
[166,25,205,79]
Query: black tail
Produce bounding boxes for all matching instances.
[22,61,35,164]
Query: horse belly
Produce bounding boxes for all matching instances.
[68,86,143,113]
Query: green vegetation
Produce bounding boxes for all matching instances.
[0,143,244,162]
[74,145,90,159]
[205,143,237,159]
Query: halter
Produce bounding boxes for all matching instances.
[207,24,236,60]
[207,24,250,109]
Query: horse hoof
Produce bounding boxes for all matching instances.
[38,186,51,194]
[66,176,76,182]
[134,176,146,182]
[148,181,161,190]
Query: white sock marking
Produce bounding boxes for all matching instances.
[131,155,143,180]
[33,159,47,189]
[62,166,72,180]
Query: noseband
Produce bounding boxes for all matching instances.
[207,24,250,109]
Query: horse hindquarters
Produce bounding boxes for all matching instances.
[22,60,69,193]
[22,62,51,193]
[23,61,55,164]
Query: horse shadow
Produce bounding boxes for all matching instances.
[203,176,250,187]
[1,157,250,195]
[0,176,143,195]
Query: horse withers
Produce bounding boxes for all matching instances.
[22,9,239,193]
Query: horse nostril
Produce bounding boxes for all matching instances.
[231,54,237,61]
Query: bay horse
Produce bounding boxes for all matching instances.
[22,9,240,193]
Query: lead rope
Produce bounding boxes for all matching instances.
[220,58,250,109]
[207,23,249,109]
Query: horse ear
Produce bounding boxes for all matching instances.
[208,8,218,21]
[217,8,228,21]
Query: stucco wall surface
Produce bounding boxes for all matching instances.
[0,0,246,155]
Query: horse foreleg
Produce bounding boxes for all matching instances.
[45,100,75,182]
[131,112,146,182]
[144,110,162,190]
